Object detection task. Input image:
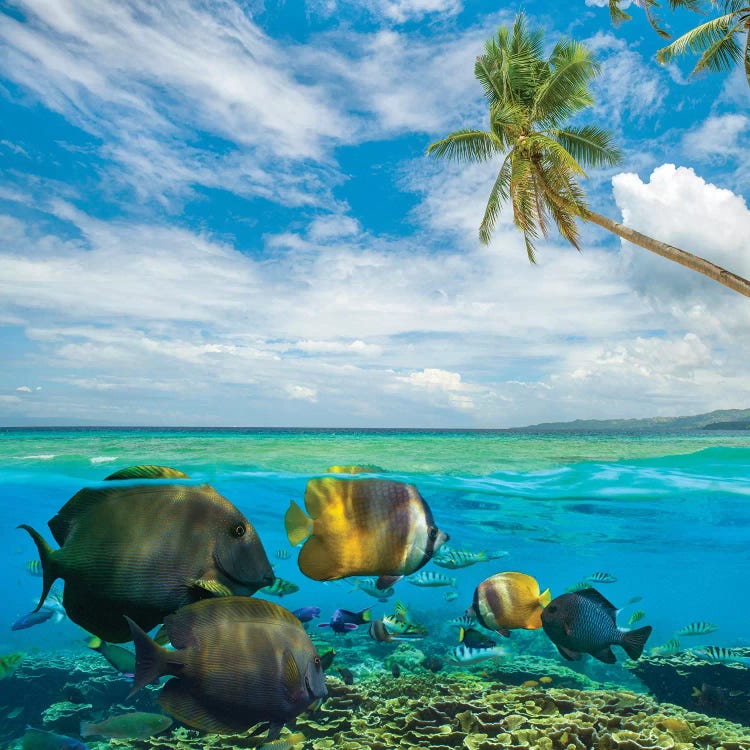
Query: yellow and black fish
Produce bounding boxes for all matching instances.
[19,465,274,642]
[285,477,447,588]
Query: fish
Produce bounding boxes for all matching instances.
[292,606,321,623]
[433,547,507,569]
[469,571,551,637]
[541,588,652,664]
[350,578,394,601]
[381,615,427,637]
[319,607,372,633]
[326,465,384,474]
[444,591,459,602]
[676,622,719,636]
[407,571,457,587]
[0,652,24,678]
[522,680,539,687]
[448,643,509,665]
[369,618,425,643]
[539,676,553,684]
[86,637,136,676]
[285,477,448,589]
[18,465,274,642]
[7,706,23,718]
[11,608,57,631]
[650,638,681,656]
[22,728,88,750]
[126,597,327,740]
[448,615,477,628]
[25,560,43,577]
[319,649,336,670]
[422,655,443,673]
[336,667,354,685]
[260,732,306,749]
[390,663,401,677]
[565,581,591,593]
[628,610,646,625]
[80,712,173,739]
[691,646,750,667]
[459,627,496,649]
[585,572,617,584]
[261,578,300,597]
[276,549,291,561]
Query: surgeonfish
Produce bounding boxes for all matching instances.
[676,622,719,636]
[86,637,136,676]
[469,571,551,636]
[285,477,447,589]
[18,465,274,642]
[407,571,456,587]
[80,712,173,739]
[22,728,88,750]
[126,597,327,740]
[585,572,617,584]
[541,588,652,664]
[448,643,509,665]
[261,577,300,597]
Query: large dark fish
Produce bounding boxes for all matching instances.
[541,588,652,663]
[126,597,327,740]
[19,465,274,642]
[285,477,448,589]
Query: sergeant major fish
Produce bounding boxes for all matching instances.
[407,571,456,588]
[285,477,447,590]
[676,622,718,637]
[261,578,300,598]
[18,465,274,642]
[585,572,617,584]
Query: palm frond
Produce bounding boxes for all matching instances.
[479,156,512,245]
[608,0,633,26]
[551,125,623,169]
[426,130,501,162]
[508,155,540,262]
[524,133,587,176]
[744,23,750,86]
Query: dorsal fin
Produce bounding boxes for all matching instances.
[576,587,617,618]
[104,465,190,481]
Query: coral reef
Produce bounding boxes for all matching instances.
[626,649,750,726]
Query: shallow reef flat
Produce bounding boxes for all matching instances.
[2,652,750,750]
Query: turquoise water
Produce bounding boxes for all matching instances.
[2,427,750,674]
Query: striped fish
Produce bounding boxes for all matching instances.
[585,572,617,584]
[448,615,477,628]
[407,571,457,587]
[351,578,394,600]
[650,638,681,656]
[565,581,590,593]
[444,590,459,602]
[260,577,300,597]
[433,547,507,569]
[628,610,646,625]
[692,646,750,666]
[25,560,43,577]
[676,622,718,637]
[275,549,291,560]
[448,643,508,665]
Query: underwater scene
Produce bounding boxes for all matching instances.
[2,427,750,750]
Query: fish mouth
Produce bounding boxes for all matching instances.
[213,553,273,592]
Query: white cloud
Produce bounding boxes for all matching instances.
[15,386,32,392]
[682,114,750,163]
[285,385,318,402]
[375,0,463,23]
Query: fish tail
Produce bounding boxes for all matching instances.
[80,721,97,738]
[285,500,313,546]
[621,625,653,660]
[538,588,552,607]
[17,524,59,611]
[125,615,173,698]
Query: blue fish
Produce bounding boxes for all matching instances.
[293,606,321,623]
[12,608,56,631]
[318,607,372,633]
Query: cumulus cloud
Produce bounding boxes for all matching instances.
[285,385,318,402]
[15,385,32,392]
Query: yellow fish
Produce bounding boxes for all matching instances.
[539,676,553,684]
[468,571,551,636]
[285,477,447,588]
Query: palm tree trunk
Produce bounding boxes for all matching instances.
[586,209,750,298]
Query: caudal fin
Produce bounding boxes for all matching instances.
[17,525,59,612]
[621,625,653,660]
[285,500,313,546]
[125,616,171,698]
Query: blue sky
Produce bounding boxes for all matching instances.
[1,0,749,427]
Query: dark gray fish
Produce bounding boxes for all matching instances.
[19,465,274,642]
[541,588,652,664]
[127,596,327,740]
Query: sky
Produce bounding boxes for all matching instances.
[1,0,749,428]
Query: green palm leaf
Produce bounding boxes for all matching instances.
[426,130,501,162]
[551,125,623,169]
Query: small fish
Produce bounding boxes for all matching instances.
[444,591,459,602]
[676,622,718,637]
[433,547,506,569]
[585,572,617,584]
[319,607,372,633]
[22,728,88,750]
[326,465,385,474]
[390,663,401,677]
[407,571,457,588]
[261,577,300,597]
[448,615,477,628]
[565,581,591,593]
[650,638,681,656]
[25,560,43,577]
[319,649,336,671]
[522,680,539,687]
[12,608,57,631]
[276,549,291,561]
[422,655,443,673]
[692,646,750,667]
[539,676,553,684]
[369,618,425,643]
[293,606,321,623]
[80,712,173,739]
[469,572,550,636]
[449,643,509,665]
[350,578,395,601]
[624,595,643,605]
[381,615,427,637]
[336,667,354,685]
[459,627,496,649]
[260,732,306,750]
[0,652,24,679]
[285,477,448,589]
[628,610,646,625]
[541,588,652,664]
[86,637,136,676]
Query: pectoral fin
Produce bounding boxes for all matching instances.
[192,579,233,597]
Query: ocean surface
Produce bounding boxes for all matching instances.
[2,426,750,741]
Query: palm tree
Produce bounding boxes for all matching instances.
[426,13,750,297]
[608,1,750,86]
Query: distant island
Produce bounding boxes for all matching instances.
[509,408,750,433]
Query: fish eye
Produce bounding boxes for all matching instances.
[233,524,246,538]
[314,656,321,667]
